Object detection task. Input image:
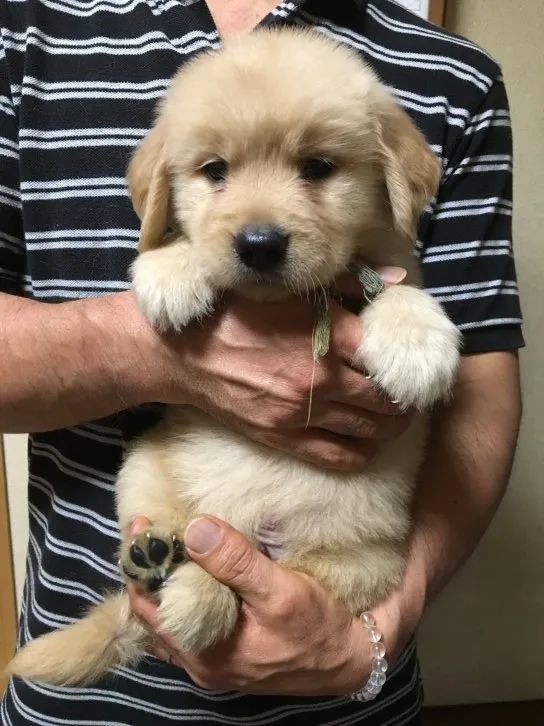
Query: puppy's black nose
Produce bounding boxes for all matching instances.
[234,224,289,271]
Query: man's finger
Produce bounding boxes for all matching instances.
[373,266,407,285]
[250,426,376,472]
[184,516,280,607]
[314,402,411,439]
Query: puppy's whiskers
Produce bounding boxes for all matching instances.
[300,271,312,303]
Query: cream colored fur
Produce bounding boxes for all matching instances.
[7,27,461,686]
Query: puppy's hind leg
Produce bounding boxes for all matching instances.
[6,592,149,686]
[116,436,194,596]
[117,452,238,653]
[157,562,239,653]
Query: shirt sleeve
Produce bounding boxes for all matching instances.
[419,73,524,355]
[0,28,25,296]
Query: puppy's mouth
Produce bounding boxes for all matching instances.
[234,267,296,301]
[238,267,286,285]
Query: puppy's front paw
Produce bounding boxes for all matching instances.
[121,527,188,594]
[158,563,239,652]
[356,285,461,411]
[131,245,215,332]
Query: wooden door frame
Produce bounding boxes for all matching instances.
[429,0,447,26]
[0,438,17,694]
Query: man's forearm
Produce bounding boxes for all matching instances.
[0,291,163,433]
[377,351,521,661]
[401,350,521,620]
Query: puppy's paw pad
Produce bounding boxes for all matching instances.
[121,530,188,593]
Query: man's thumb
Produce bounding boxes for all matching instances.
[372,265,407,285]
[184,516,277,607]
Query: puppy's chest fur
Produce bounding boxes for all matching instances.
[120,407,428,557]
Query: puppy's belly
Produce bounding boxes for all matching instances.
[142,407,428,556]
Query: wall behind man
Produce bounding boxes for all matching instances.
[4,434,29,609]
[417,0,544,706]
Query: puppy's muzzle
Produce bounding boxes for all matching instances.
[233,224,289,272]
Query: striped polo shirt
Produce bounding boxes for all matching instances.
[0,0,523,724]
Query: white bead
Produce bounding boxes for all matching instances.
[368,627,382,643]
[349,611,389,703]
[372,657,388,673]
[371,642,386,658]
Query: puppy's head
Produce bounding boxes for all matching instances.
[127,28,440,297]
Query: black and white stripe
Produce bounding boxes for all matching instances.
[0,0,523,723]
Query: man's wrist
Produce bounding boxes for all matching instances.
[85,290,184,409]
[369,535,429,668]
[338,616,374,694]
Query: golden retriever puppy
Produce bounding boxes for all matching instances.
[8,26,460,686]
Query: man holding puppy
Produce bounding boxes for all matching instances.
[0,0,522,724]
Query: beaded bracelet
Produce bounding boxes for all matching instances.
[349,612,388,702]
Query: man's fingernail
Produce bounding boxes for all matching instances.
[374,266,407,285]
[185,518,222,554]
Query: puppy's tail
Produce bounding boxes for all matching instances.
[6,592,148,686]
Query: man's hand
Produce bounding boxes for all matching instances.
[128,515,422,696]
[154,266,410,471]
[161,304,405,471]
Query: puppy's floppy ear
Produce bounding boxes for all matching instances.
[126,118,171,253]
[378,99,441,244]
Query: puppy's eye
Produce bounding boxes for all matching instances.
[299,157,336,182]
[201,159,228,183]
